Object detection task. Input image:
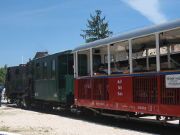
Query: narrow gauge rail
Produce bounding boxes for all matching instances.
[5,19,180,125]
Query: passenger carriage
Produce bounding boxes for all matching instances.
[31,50,74,108]
[73,20,180,122]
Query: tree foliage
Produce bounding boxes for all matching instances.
[0,65,7,85]
[81,10,113,43]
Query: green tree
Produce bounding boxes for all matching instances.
[0,66,7,85]
[81,10,113,43]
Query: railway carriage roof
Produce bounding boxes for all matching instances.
[73,19,180,52]
[33,50,72,61]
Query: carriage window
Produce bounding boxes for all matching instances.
[92,46,108,76]
[78,50,90,76]
[68,55,74,75]
[43,61,48,79]
[132,35,156,72]
[15,69,19,75]
[35,63,41,79]
[51,59,56,79]
[159,28,180,70]
[110,41,129,74]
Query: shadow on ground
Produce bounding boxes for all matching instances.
[5,104,180,135]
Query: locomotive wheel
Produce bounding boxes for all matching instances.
[21,97,31,110]
[16,99,22,108]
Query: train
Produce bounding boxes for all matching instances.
[5,19,180,124]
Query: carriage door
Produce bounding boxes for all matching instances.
[58,54,74,104]
[58,54,68,102]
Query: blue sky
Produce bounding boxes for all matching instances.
[0,0,180,67]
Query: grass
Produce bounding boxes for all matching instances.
[0,126,10,132]
[0,126,21,133]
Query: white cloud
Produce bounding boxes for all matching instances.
[122,0,167,24]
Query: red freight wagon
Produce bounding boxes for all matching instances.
[73,20,180,123]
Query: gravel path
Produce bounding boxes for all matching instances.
[0,105,155,135]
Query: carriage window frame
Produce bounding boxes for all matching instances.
[77,50,90,77]
[159,28,180,71]
[109,40,129,75]
[43,61,48,79]
[91,45,109,76]
[131,34,157,73]
[35,62,41,79]
[51,59,56,79]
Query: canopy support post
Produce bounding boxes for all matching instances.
[155,33,160,72]
[107,45,111,75]
[167,45,171,69]
[129,39,133,73]
[146,48,149,71]
[75,52,78,78]
[90,48,93,77]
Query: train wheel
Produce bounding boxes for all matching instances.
[156,115,160,120]
[10,99,15,104]
[16,99,22,108]
[21,97,31,110]
[42,104,53,112]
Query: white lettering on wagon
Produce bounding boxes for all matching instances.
[95,102,105,106]
[137,106,147,111]
[35,92,38,97]
[166,74,180,88]
[117,79,123,96]
[53,93,58,98]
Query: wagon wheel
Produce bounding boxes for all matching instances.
[21,97,31,110]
